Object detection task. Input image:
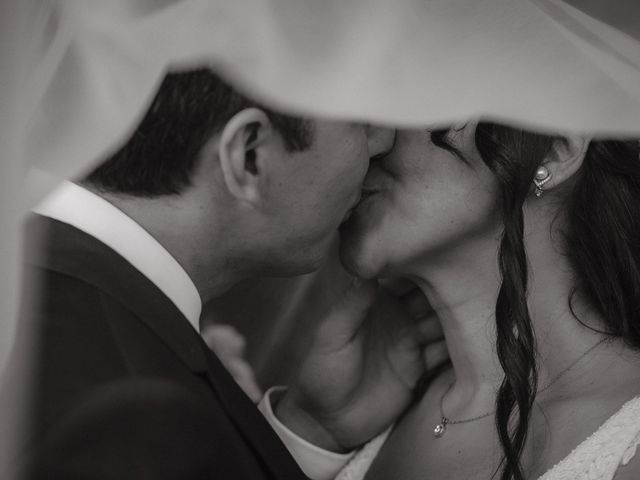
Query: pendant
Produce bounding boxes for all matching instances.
[433,417,448,438]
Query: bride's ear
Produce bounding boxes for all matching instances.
[217,108,273,204]
[537,135,590,191]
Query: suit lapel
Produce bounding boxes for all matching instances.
[27,215,306,479]
[26,215,208,373]
[198,340,307,479]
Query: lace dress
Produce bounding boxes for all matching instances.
[336,397,640,480]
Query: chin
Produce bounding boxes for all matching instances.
[338,223,381,279]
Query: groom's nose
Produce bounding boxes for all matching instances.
[366,126,396,160]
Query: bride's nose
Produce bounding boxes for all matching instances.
[366,126,396,160]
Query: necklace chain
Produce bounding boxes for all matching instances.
[433,337,608,438]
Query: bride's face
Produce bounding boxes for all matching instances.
[340,125,502,279]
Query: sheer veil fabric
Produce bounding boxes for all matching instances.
[1,1,640,476]
[24,0,640,195]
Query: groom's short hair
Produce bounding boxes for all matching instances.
[86,69,313,197]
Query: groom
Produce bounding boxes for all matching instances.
[17,69,439,479]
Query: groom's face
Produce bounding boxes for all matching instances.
[265,120,394,273]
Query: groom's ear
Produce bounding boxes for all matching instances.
[217,108,273,204]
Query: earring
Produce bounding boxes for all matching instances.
[533,166,551,197]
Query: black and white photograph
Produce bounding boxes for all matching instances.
[1,1,640,479]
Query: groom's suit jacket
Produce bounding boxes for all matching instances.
[18,215,308,480]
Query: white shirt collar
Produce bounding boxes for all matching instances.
[33,181,202,332]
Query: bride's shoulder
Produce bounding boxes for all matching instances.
[615,456,640,480]
[613,398,640,480]
[554,395,640,480]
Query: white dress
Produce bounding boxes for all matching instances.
[336,397,640,480]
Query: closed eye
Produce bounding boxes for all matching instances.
[429,128,470,165]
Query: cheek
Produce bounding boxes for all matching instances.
[344,143,370,182]
[339,188,411,278]
[325,147,369,199]
[344,171,500,276]
[400,175,501,252]
[302,152,368,237]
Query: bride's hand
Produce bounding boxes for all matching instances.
[275,279,447,452]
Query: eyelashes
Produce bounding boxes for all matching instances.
[429,128,471,165]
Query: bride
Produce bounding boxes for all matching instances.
[336,122,640,479]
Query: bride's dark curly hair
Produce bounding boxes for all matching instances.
[431,123,640,480]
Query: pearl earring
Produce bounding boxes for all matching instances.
[533,166,551,197]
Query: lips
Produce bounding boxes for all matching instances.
[342,186,380,223]
[361,189,376,198]
[359,187,379,202]
[341,192,362,223]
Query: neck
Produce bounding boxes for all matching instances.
[95,189,247,303]
[412,235,504,400]
[522,206,607,391]
[411,211,606,407]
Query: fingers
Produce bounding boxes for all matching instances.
[416,314,444,343]
[202,324,247,358]
[415,311,448,371]
[380,279,433,320]
[312,278,378,349]
[223,358,263,402]
[328,278,378,328]
[340,278,377,311]
[201,324,263,402]
[423,339,449,371]
[378,277,415,297]
[401,288,433,319]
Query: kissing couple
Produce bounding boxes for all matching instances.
[15,69,640,480]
